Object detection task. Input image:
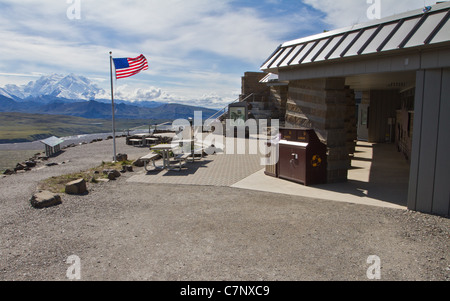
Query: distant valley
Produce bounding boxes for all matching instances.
[0,74,218,143]
[0,112,160,144]
[0,96,216,120]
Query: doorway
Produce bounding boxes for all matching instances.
[357,104,369,141]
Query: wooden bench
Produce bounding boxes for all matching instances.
[171,153,191,171]
[140,153,161,171]
[144,137,160,146]
[129,138,144,147]
[192,146,206,161]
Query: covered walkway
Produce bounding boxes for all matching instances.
[232,141,408,210]
[259,2,450,216]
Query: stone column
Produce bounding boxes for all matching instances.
[285,77,353,183]
[269,85,288,121]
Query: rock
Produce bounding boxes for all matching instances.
[103,169,121,177]
[116,154,128,162]
[30,191,62,209]
[133,159,145,167]
[125,165,133,172]
[15,163,25,171]
[103,169,121,180]
[46,162,58,167]
[3,169,14,175]
[65,178,88,195]
[25,161,36,168]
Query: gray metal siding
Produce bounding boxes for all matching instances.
[432,68,450,215]
[415,69,441,213]
[408,68,450,216]
[407,70,425,210]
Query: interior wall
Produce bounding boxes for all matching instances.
[367,90,401,143]
[396,88,415,161]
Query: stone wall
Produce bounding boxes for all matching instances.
[285,78,355,183]
[269,85,288,121]
[240,72,271,102]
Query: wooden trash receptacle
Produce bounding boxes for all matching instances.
[278,128,327,186]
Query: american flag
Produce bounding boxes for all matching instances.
[113,54,148,79]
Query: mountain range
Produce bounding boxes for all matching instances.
[0,74,217,120]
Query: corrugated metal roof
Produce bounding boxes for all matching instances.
[40,136,64,147]
[261,2,450,72]
[259,73,288,85]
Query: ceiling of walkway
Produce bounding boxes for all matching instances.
[345,70,416,91]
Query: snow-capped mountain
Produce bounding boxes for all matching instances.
[2,73,105,101]
[0,87,16,99]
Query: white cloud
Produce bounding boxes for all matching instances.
[2,0,438,109]
[1,0,294,105]
[303,0,440,29]
[106,85,170,103]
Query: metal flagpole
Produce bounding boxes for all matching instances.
[109,51,117,162]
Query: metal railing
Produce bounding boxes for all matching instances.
[204,93,255,124]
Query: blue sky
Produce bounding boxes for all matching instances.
[0,0,438,108]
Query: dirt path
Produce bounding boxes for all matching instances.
[0,138,448,281]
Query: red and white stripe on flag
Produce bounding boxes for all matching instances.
[114,54,149,79]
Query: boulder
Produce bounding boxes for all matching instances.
[103,169,121,180]
[116,153,128,162]
[15,163,25,171]
[132,159,145,167]
[120,165,133,173]
[30,191,62,209]
[25,160,36,168]
[65,178,88,195]
[3,169,14,175]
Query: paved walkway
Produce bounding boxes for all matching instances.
[128,139,410,210]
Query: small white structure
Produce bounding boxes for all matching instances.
[41,136,64,157]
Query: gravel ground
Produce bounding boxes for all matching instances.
[0,137,449,281]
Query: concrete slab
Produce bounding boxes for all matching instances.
[232,142,409,210]
[128,137,410,210]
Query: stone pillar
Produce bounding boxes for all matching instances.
[269,85,288,121]
[285,78,352,183]
[240,72,271,102]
